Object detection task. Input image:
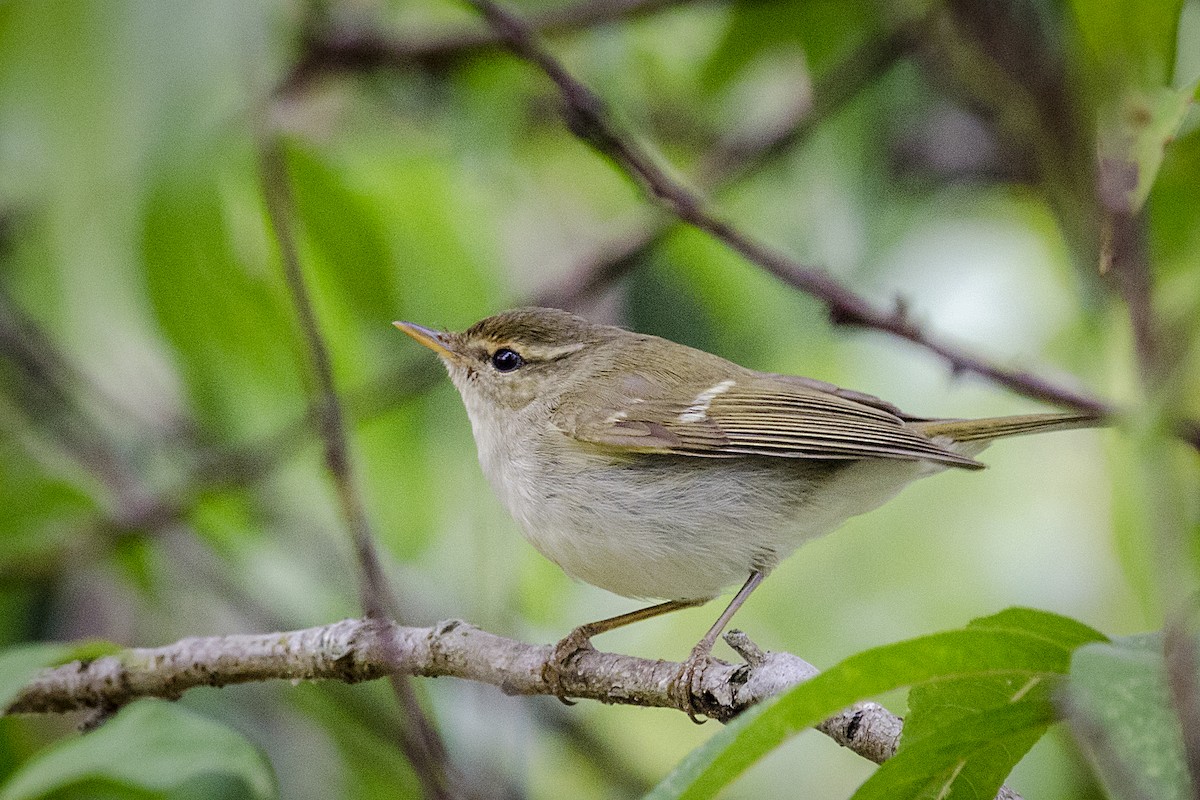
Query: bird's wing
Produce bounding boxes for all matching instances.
[552,370,984,469]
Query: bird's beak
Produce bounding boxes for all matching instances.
[393,321,460,361]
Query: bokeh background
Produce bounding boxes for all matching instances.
[1,0,1198,798]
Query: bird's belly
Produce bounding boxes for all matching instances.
[516,460,780,600]
[485,443,936,601]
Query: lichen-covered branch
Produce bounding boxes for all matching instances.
[5,618,1026,797]
[6,619,890,760]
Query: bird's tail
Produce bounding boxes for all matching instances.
[912,412,1104,443]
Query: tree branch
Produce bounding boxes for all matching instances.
[4,617,1023,799]
[4,620,868,755]
[534,25,914,310]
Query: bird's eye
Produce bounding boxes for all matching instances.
[490,348,524,372]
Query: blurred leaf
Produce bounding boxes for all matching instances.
[141,166,305,440]
[284,145,396,324]
[1065,634,1196,800]
[647,608,1105,800]
[625,256,722,356]
[1097,85,1196,212]
[290,684,422,799]
[111,535,156,596]
[188,493,261,555]
[0,700,276,800]
[53,640,124,665]
[1107,411,1200,619]
[1068,0,1183,88]
[0,440,93,566]
[657,227,824,366]
[1148,129,1200,281]
[357,401,439,560]
[331,143,500,326]
[1069,0,1195,211]
[0,644,69,710]
[702,0,880,91]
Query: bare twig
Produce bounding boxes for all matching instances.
[4,618,776,715]
[259,140,456,800]
[535,26,914,309]
[259,142,392,620]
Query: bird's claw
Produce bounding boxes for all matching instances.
[670,645,716,724]
[542,629,595,706]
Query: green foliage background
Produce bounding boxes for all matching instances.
[1,0,1198,798]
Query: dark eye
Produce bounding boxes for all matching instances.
[490,348,524,372]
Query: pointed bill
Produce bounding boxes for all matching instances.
[393,321,460,361]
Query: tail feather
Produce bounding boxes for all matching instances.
[912,412,1104,443]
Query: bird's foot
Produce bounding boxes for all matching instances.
[669,643,717,724]
[542,628,596,706]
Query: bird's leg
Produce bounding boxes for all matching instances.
[670,570,766,723]
[544,598,706,704]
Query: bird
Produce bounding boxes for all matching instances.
[395,306,1101,719]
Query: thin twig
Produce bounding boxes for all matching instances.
[258,140,457,800]
[258,141,395,620]
[535,26,914,309]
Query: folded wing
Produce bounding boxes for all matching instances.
[553,369,984,469]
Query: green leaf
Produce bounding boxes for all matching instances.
[965,607,1107,652]
[141,165,305,439]
[1069,1,1196,211]
[647,608,1106,800]
[880,612,1106,800]
[852,701,1051,800]
[284,146,396,323]
[702,0,880,91]
[0,644,70,711]
[1097,84,1197,212]
[1068,0,1184,88]
[905,674,1045,741]
[1065,634,1197,800]
[0,437,95,568]
[0,700,277,800]
[1148,127,1200,279]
